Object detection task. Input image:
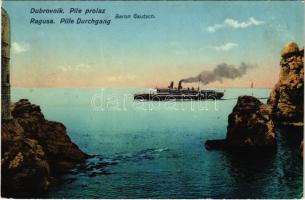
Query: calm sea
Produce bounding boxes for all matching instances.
[11,88,303,198]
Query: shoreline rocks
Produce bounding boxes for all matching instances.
[1,99,88,197]
[205,96,276,150]
[226,96,276,148]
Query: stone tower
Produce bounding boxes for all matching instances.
[1,8,11,120]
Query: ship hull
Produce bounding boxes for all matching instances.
[134,92,224,101]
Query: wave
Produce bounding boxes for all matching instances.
[70,147,171,178]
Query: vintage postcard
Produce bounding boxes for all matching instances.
[1,0,304,199]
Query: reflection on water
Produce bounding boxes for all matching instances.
[221,126,303,199]
[222,150,277,198]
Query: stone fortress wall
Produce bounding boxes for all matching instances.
[1,8,11,120]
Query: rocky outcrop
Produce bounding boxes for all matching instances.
[226,96,276,147]
[2,119,50,197]
[268,42,304,125]
[2,99,87,197]
[205,96,276,150]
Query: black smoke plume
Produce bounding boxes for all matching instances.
[181,62,256,85]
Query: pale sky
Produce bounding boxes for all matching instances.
[3,1,304,88]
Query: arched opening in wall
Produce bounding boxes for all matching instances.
[6,73,9,84]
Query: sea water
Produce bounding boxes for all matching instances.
[11,88,303,198]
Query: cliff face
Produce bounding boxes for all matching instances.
[268,42,304,125]
[2,99,87,197]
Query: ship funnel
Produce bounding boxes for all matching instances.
[168,81,174,89]
[178,80,183,90]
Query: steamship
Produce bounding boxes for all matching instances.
[134,81,224,101]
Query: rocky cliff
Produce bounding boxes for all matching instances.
[268,42,304,125]
[226,96,276,148]
[205,42,303,152]
[2,99,87,197]
[205,96,276,150]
